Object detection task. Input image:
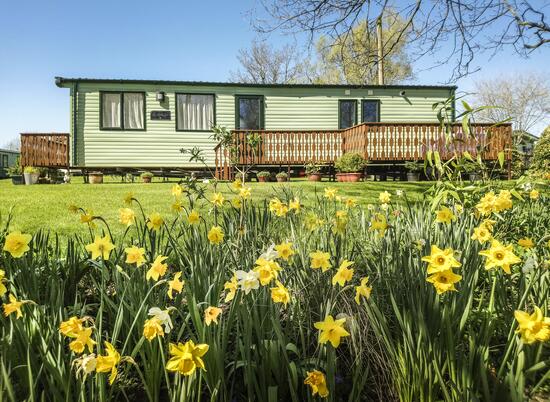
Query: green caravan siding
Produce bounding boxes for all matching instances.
[66,82,452,168]
[0,150,19,178]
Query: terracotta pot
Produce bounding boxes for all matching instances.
[142,176,152,183]
[276,177,288,182]
[308,173,322,182]
[88,172,103,184]
[336,172,363,182]
[258,176,269,182]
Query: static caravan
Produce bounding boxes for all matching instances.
[0,148,19,178]
[53,77,458,174]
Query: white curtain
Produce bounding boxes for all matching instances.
[124,93,144,129]
[102,93,121,128]
[177,94,214,130]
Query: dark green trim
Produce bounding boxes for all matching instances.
[174,93,216,132]
[99,91,146,132]
[361,99,381,123]
[338,99,358,129]
[235,95,265,130]
[73,82,78,165]
[1,155,8,167]
[56,77,457,91]
[450,88,456,122]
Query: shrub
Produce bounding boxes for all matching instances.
[140,171,154,179]
[23,166,39,174]
[305,161,322,175]
[257,171,271,178]
[335,152,367,173]
[7,156,21,175]
[529,126,550,176]
[404,161,423,173]
[275,171,288,179]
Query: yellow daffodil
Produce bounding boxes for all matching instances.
[479,240,521,274]
[455,204,464,214]
[207,226,224,245]
[304,370,329,398]
[80,210,94,224]
[379,191,391,204]
[518,238,534,249]
[314,315,350,348]
[289,197,301,212]
[344,198,357,208]
[123,192,134,205]
[231,198,242,208]
[529,189,539,200]
[3,231,32,258]
[187,210,200,225]
[426,269,462,294]
[471,225,492,244]
[224,275,238,302]
[494,190,513,212]
[143,317,164,341]
[118,208,135,226]
[204,306,222,326]
[435,206,456,224]
[270,281,290,306]
[370,213,388,237]
[146,256,168,281]
[0,269,7,297]
[481,218,497,232]
[305,212,324,232]
[514,306,550,344]
[68,204,79,214]
[171,184,183,197]
[332,260,354,287]
[232,179,243,190]
[147,213,164,231]
[85,236,115,260]
[96,341,121,385]
[171,201,184,213]
[324,187,337,199]
[167,272,184,299]
[59,316,85,337]
[69,327,96,354]
[354,277,372,305]
[211,192,225,207]
[125,245,146,267]
[239,187,251,199]
[166,340,209,376]
[275,242,295,261]
[310,251,331,272]
[476,191,497,216]
[3,294,25,319]
[269,198,289,217]
[421,245,461,274]
[254,258,281,286]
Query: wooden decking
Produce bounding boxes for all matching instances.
[20,133,70,169]
[214,122,512,180]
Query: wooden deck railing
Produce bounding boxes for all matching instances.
[214,122,512,180]
[20,133,70,169]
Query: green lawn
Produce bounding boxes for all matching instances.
[0,177,433,238]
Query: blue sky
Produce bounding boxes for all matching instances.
[0,0,548,146]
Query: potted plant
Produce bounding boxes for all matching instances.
[257,171,271,183]
[404,161,423,181]
[88,171,104,184]
[23,166,40,185]
[335,152,367,182]
[141,171,154,183]
[276,172,288,182]
[462,161,481,181]
[8,157,23,185]
[305,161,322,182]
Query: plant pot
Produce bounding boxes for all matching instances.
[336,172,363,182]
[308,173,322,182]
[142,176,152,183]
[276,177,288,183]
[258,176,269,183]
[11,175,24,185]
[24,172,39,185]
[407,172,420,182]
[88,172,104,184]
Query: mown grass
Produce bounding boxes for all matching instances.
[0,177,432,238]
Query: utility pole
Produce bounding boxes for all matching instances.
[376,15,384,85]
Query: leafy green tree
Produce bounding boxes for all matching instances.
[529,126,550,176]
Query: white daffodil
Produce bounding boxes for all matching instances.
[235,270,260,294]
[148,307,173,333]
[259,244,278,261]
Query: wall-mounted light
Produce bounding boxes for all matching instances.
[399,90,406,96]
[156,91,165,102]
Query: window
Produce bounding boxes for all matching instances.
[339,100,357,129]
[236,95,264,130]
[1,155,7,167]
[176,94,215,131]
[100,92,145,130]
[362,100,380,123]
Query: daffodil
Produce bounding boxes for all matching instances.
[354,277,372,305]
[304,212,324,231]
[275,242,295,261]
[171,200,184,212]
[125,245,146,266]
[518,238,534,249]
[166,340,209,376]
[171,184,183,197]
[514,306,550,344]
[146,256,168,281]
[187,210,200,225]
[118,208,135,226]
[3,294,27,319]
[148,307,173,333]
[479,240,521,274]
[471,225,492,244]
[74,353,97,376]
[143,317,164,341]
[304,370,329,398]
[211,192,225,207]
[494,190,513,212]
[85,235,115,260]
[69,327,96,354]
[435,206,456,224]
[59,316,85,337]
[232,179,243,190]
[310,251,331,272]
[123,192,134,205]
[80,210,94,224]
[421,245,461,274]
[332,260,354,287]
[289,197,301,212]
[207,226,224,244]
[204,306,222,326]
[0,269,7,297]
[167,272,184,299]
[324,187,337,199]
[370,213,388,237]
[314,315,350,348]
[3,231,32,258]
[235,270,260,294]
[224,275,238,302]
[426,269,462,294]
[270,281,290,305]
[239,187,251,199]
[529,189,539,199]
[379,191,391,204]
[96,341,121,385]
[253,258,281,285]
[476,191,497,215]
[147,212,164,231]
[344,198,357,208]
[231,198,242,208]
